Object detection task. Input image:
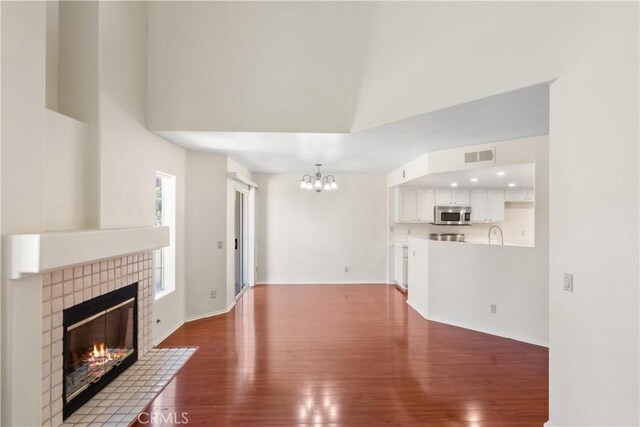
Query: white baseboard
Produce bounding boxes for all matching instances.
[153,319,184,347]
[184,301,236,323]
[542,421,552,427]
[406,299,429,319]
[255,282,388,285]
[425,314,549,348]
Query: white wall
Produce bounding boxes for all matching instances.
[350,2,634,131]
[184,151,229,319]
[1,3,46,425]
[548,10,639,426]
[254,174,387,284]
[96,2,187,346]
[44,110,89,231]
[424,240,548,346]
[147,2,351,133]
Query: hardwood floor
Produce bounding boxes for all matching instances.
[133,285,548,426]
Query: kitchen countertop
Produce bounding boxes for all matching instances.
[404,235,533,248]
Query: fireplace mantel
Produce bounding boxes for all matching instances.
[4,226,169,279]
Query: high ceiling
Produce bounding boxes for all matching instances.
[158,84,549,174]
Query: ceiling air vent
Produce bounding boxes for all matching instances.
[464,147,495,164]
[464,152,478,164]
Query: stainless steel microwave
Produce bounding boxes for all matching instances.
[433,206,472,225]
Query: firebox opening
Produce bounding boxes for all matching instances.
[62,283,138,419]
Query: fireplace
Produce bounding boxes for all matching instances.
[62,283,138,419]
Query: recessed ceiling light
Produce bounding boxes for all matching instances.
[451,182,458,187]
[508,183,516,187]
[470,178,478,182]
[497,171,506,176]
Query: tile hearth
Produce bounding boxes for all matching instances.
[62,347,196,427]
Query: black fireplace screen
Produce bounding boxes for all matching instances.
[63,283,138,419]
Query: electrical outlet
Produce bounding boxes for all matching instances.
[344,266,349,273]
[490,304,497,314]
[210,290,217,299]
[217,241,223,249]
[563,273,573,292]
[407,229,412,235]
[521,230,525,237]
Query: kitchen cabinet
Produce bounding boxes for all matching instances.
[393,243,408,289]
[435,189,470,205]
[470,190,505,223]
[505,189,535,202]
[395,188,435,223]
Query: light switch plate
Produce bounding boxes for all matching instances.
[217,241,223,249]
[563,273,573,292]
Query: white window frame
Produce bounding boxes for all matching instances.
[155,172,176,300]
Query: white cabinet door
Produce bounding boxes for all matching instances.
[397,189,418,222]
[454,190,470,205]
[471,190,488,223]
[393,244,405,285]
[417,189,435,222]
[435,189,452,205]
[487,190,505,222]
[505,188,535,202]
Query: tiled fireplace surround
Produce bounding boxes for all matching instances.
[41,251,154,427]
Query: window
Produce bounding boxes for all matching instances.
[154,172,176,299]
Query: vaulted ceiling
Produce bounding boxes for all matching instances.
[146,1,629,172]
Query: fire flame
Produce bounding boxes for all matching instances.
[88,342,114,366]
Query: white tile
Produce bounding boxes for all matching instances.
[94,414,111,423]
[52,284,63,299]
[63,281,74,295]
[43,301,51,316]
[43,286,52,302]
[52,270,63,284]
[64,294,74,308]
[52,311,63,327]
[43,315,52,332]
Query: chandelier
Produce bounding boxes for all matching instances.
[300,164,337,193]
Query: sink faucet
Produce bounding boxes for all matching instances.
[488,225,504,245]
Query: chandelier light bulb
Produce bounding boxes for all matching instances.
[323,182,331,191]
[306,182,313,190]
[330,181,337,190]
[300,180,307,189]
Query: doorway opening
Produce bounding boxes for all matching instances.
[235,190,250,298]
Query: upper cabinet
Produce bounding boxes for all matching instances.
[396,186,530,224]
[395,188,435,223]
[471,190,505,223]
[505,189,535,202]
[434,189,470,206]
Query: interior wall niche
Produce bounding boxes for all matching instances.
[45,0,99,123]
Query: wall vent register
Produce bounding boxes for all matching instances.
[464,148,495,164]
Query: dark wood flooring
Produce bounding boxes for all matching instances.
[132,284,548,426]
